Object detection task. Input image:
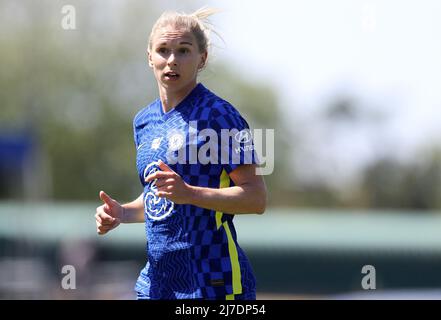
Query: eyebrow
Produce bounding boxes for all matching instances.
[158,41,193,46]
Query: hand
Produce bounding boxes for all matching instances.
[145,160,193,204]
[95,191,124,235]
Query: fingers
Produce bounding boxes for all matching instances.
[95,207,115,225]
[144,160,174,183]
[96,212,120,235]
[96,218,120,235]
[156,191,172,198]
[145,171,174,183]
[156,184,174,192]
[99,190,114,206]
[154,178,175,188]
[96,192,120,236]
[158,160,173,172]
[97,221,112,235]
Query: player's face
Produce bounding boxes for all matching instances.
[149,26,207,94]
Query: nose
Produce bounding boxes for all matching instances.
[167,53,177,66]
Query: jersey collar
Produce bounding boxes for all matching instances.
[159,83,205,120]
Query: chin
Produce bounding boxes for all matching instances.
[162,81,181,89]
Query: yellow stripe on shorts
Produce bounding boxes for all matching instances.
[215,169,243,295]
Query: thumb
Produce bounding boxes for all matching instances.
[99,191,115,207]
[158,160,173,172]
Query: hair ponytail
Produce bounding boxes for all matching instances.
[148,7,221,55]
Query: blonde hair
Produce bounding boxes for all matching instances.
[148,7,220,55]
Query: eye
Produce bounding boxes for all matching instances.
[157,47,169,54]
[178,48,190,54]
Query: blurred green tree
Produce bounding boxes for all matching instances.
[0,0,291,205]
[361,150,441,209]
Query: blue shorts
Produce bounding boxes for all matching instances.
[136,291,256,300]
[209,291,256,300]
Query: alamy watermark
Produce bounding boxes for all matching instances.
[61,264,76,290]
[140,121,274,176]
[361,264,376,290]
[61,5,76,30]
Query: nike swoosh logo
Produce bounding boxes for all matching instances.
[137,142,147,150]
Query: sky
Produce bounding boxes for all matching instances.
[195,0,441,184]
[205,1,441,146]
[20,0,438,186]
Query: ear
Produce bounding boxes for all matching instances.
[148,50,153,68]
[199,51,208,70]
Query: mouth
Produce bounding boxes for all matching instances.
[164,71,180,80]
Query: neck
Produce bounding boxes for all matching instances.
[159,80,198,113]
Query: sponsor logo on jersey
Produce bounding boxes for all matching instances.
[234,129,252,144]
[143,161,174,220]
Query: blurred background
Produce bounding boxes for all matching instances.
[1,0,441,299]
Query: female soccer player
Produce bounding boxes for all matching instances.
[95,8,267,300]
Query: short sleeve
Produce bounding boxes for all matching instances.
[133,117,139,149]
[209,110,260,174]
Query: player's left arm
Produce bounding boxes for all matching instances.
[146,161,267,214]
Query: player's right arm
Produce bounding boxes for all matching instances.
[95,191,145,235]
[121,193,145,223]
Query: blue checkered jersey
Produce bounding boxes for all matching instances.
[132,83,258,299]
